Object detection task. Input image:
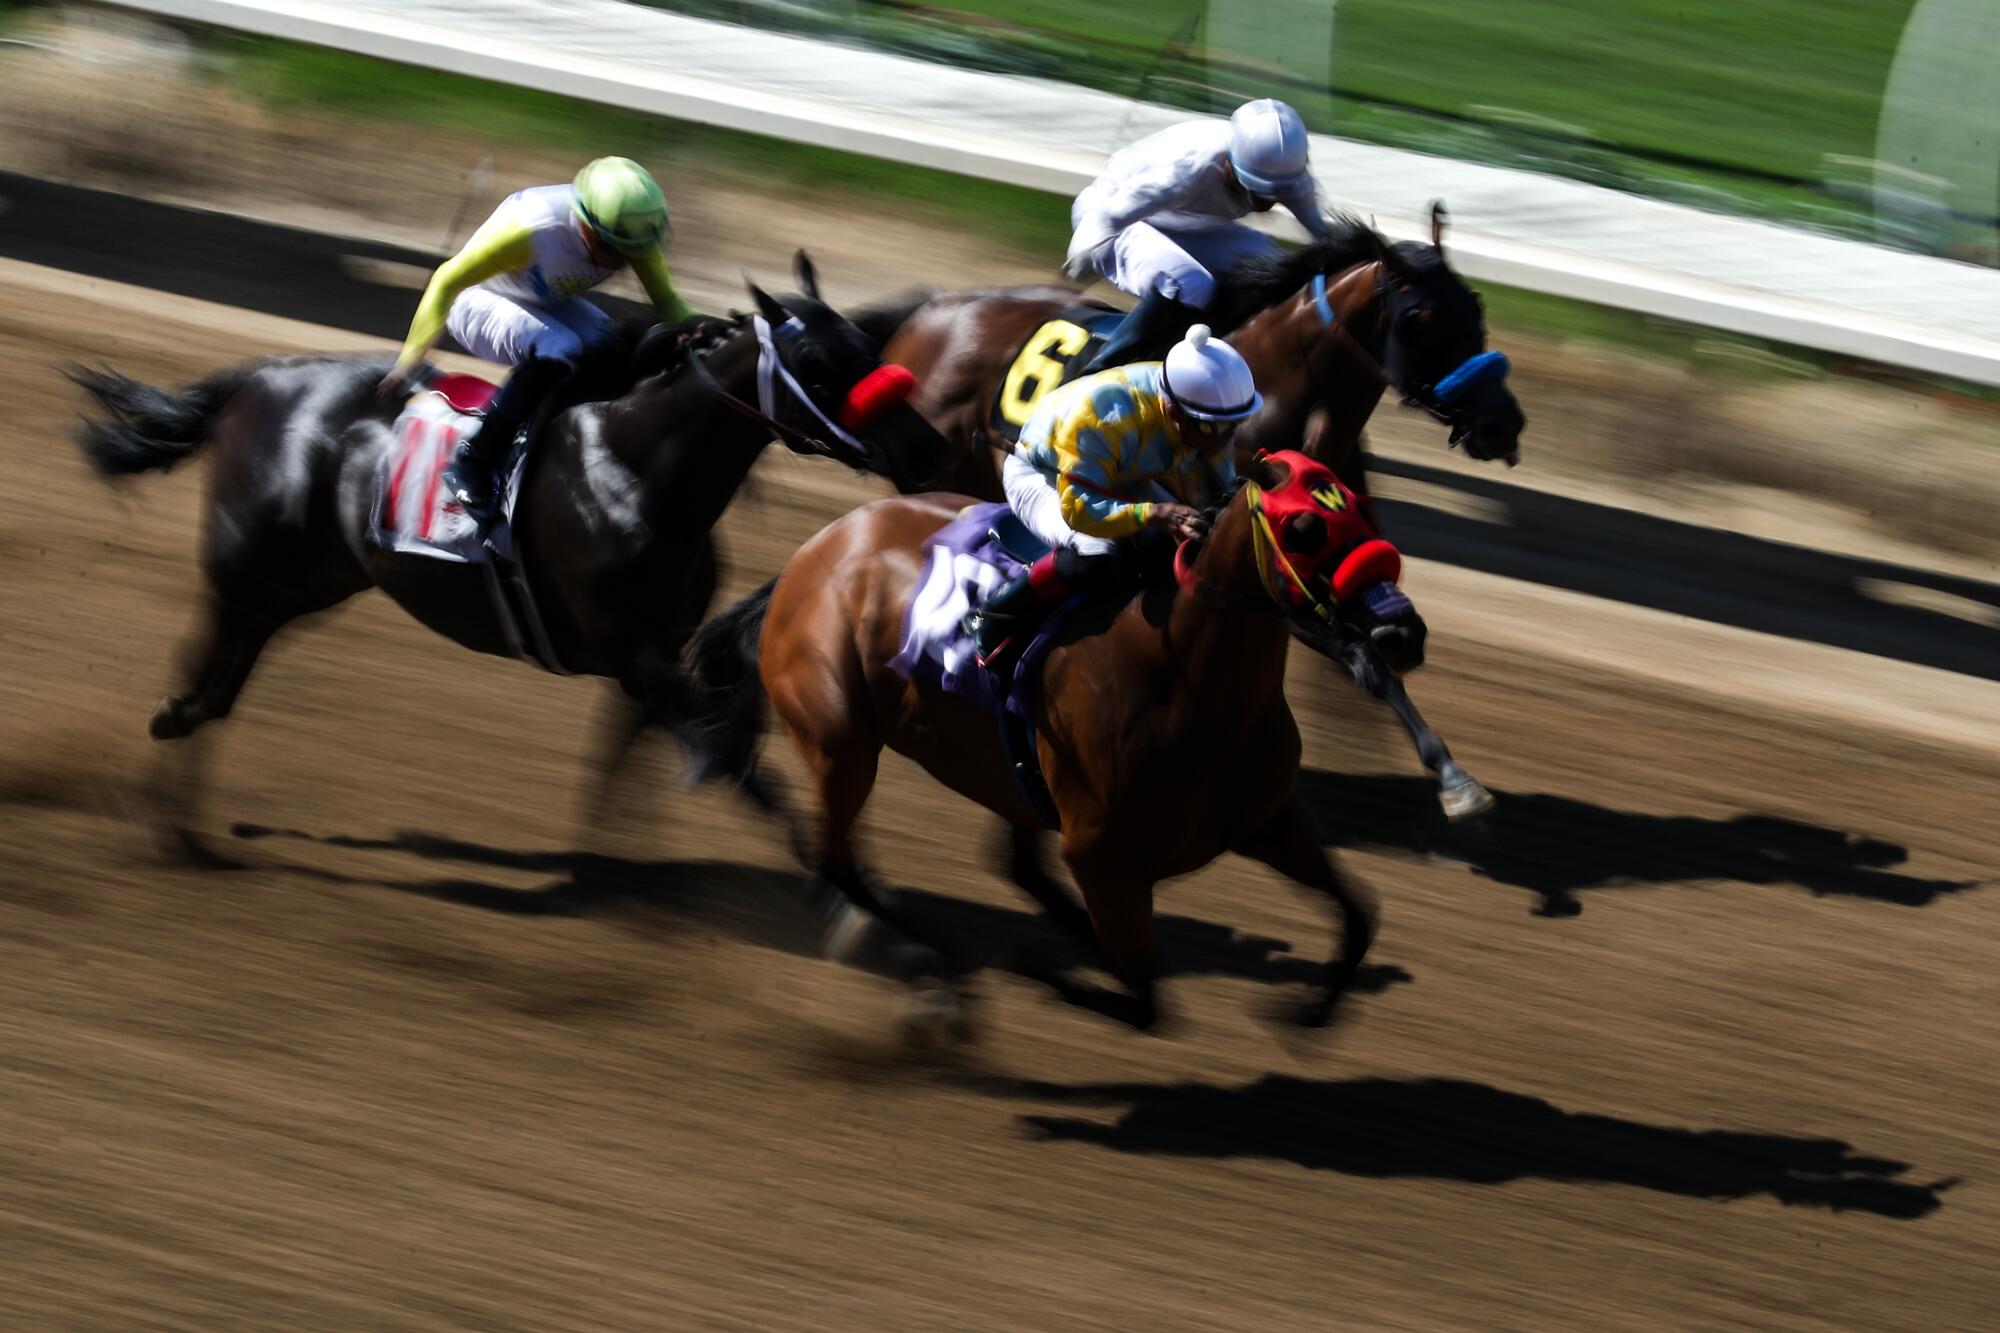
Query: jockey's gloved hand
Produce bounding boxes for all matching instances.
[1148,503,1208,543]
[674,312,733,347]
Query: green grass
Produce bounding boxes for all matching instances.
[644,0,1932,241]
[215,36,1074,257]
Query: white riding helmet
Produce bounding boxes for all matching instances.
[1164,325,1262,422]
[1228,98,1312,198]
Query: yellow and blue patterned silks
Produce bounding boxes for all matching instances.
[1012,362,1236,539]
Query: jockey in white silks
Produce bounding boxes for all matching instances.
[1064,98,1335,374]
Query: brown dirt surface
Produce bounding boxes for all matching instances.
[3,251,2000,1330]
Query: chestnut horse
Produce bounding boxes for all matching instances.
[871,206,1525,506]
[686,450,1399,1037]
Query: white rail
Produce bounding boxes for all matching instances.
[101,0,2000,385]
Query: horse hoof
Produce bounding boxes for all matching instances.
[822,899,875,964]
[1439,774,1494,822]
[148,700,192,741]
[898,985,976,1052]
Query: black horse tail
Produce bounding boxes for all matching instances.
[680,577,777,785]
[64,363,258,478]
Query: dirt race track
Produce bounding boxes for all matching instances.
[2,262,1999,1330]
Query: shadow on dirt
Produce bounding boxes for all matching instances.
[1375,454,2000,681]
[228,823,1413,998]
[975,1072,1951,1218]
[1297,771,1983,917]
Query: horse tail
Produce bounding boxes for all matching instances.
[680,577,777,785]
[64,363,257,478]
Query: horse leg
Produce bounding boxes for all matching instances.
[1340,643,1493,821]
[149,595,281,741]
[789,725,978,1047]
[142,594,286,864]
[576,689,654,837]
[1061,854,1163,1031]
[999,821,1091,931]
[1233,798,1378,1028]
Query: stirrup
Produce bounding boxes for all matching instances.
[967,614,1024,669]
[443,469,499,528]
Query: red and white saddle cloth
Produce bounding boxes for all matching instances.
[369,372,529,563]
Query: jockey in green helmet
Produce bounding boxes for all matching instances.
[380,156,706,531]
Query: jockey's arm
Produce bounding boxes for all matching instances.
[1281,182,1336,240]
[393,223,534,374]
[1066,155,1199,275]
[630,248,698,326]
[1054,423,1152,539]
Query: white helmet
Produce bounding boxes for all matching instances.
[1228,98,1312,198]
[1164,325,1262,422]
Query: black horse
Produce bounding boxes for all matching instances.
[68,253,950,848]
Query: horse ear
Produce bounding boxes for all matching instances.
[1370,227,1410,282]
[1429,200,1448,250]
[1247,451,1291,489]
[745,278,789,328]
[793,250,821,304]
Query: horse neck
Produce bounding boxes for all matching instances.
[1232,263,1388,475]
[619,328,773,529]
[1165,502,1292,709]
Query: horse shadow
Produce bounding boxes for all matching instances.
[1295,771,1983,917]
[228,823,1413,997]
[973,1072,1950,1219]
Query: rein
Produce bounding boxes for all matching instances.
[1171,481,1335,624]
[1298,267,1510,427]
[687,315,882,469]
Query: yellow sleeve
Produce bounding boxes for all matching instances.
[393,223,535,371]
[631,247,697,325]
[1051,404,1151,539]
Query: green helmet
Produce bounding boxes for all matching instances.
[572,156,669,255]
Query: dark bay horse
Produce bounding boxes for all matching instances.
[685,450,1396,1040]
[871,207,1525,505]
[68,254,949,848]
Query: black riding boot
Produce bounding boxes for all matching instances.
[969,544,1141,661]
[969,569,1048,661]
[1077,287,1203,375]
[441,356,569,530]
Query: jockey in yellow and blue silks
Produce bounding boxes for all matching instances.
[969,324,1261,659]
[379,157,704,530]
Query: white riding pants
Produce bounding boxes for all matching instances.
[1092,221,1282,309]
[1002,452,1171,557]
[445,286,617,367]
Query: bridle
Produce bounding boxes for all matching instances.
[1173,480,1416,690]
[687,314,910,473]
[1298,265,1511,445]
[1172,481,1332,626]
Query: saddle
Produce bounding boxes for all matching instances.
[986,306,1125,444]
[370,367,569,672]
[893,505,1163,829]
[420,369,500,417]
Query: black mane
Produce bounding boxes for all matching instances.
[561,309,758,404]
[1208,213,1385,333]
